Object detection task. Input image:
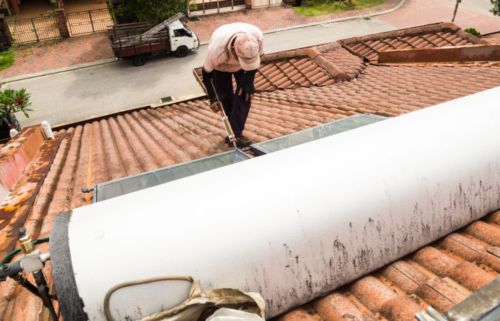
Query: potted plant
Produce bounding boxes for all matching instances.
[0,88,32,140]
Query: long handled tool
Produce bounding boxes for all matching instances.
[211,79,238,149]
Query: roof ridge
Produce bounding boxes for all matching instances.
[482,30,500,37]
[377,44,500,64]
[339,22,481,45]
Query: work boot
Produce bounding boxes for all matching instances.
[235,136,252,148]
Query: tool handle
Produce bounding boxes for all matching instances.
[210,79,237,147]
[223,117,235,140]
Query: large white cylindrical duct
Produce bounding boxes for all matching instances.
[50,88,500,321]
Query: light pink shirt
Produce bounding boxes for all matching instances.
[203,23,264,73]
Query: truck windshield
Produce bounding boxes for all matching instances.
[174,29,192,37]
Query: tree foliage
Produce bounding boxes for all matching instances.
[116,0,185,23]
[492,0,500,15]
[0,88,32,119]
[453,0,499,21]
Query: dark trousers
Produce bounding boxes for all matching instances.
[211,70,251,137]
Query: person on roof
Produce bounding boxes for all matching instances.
[202,23,264,148]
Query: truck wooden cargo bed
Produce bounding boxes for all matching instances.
[107,13,196,66]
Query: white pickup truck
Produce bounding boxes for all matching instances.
[108,13,200,66]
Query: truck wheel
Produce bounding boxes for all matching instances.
[176,46,189,58]
[132,55,147,66]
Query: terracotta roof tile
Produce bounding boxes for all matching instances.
[482,32,500,45]
[341,22,483,62]
[415,277,468,312]
[314,292,379,321]
[318,45,366,79]
[1,23,500,321]
[194,50,336,92]
[350,276,398,312]
[464,221,500,247]
[278,307,324,321]
[380,296,423,321]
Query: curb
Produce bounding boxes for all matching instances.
[2,0,405,84]
[1,58,117,84]
[52,92,207,129]
[150,92,206,108]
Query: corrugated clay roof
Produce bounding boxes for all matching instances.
[482,32,500,45]
[340,22,483,62]
[193,46,357,92]
[255,57,335,90]
[0,22,499,321]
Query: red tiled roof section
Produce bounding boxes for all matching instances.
[255,57,335,91]
[1,62,498,321]
[193,56,335,92]
[482,32,500,45]
[318,45,365,79]
[193,46,352,92]
[259,63,500,117]
[340,22,483,62]
[1,23,500,321]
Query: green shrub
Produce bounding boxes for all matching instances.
[0,88,32,119]
[0,49,15,72]
[464,28,481,36]
[294,0,384,17]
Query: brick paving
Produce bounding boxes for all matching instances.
[0,32,114,80]
[379,0,500,35]
[186,0,400,42]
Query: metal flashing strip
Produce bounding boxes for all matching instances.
[250,114,386,155]
[94,149,250,202]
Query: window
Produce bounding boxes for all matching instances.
[173,29,191,37]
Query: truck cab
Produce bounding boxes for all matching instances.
[168,20,199,57]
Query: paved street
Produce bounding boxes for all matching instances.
[5,0,500,127]
[7,18,396,126]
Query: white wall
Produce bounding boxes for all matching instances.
[252,0,281,8]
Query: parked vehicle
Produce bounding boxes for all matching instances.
[108,13,199,66]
